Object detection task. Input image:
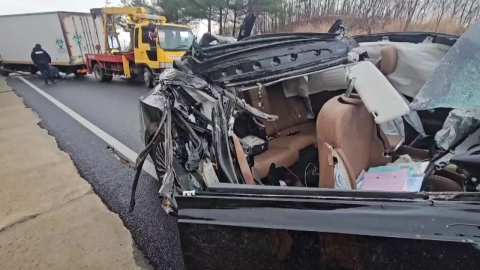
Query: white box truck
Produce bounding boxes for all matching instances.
[0,11,106,77]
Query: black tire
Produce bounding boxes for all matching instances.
[30,66,38,75]
[128,74,138,81]
[143,67,154,88]
[104,74,113,82]
[93,64,108,82]
[0,69,10,77]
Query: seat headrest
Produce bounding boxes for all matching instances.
[375,46,398,75]
[340,95,363,105]
[317,95,367,148]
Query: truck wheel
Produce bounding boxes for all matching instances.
[143,67,154,88]
[0,69,10,77]
[93,64,108,82]
[104,74,113,82]
[30,66,38,75]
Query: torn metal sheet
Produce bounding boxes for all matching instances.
[137,68,281,214]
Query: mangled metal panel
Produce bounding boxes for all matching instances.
[134,68,281,215]
[198,33,237,46]
[180,34,351,87]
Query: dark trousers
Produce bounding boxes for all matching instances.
[50,66,63,79]
[37,63,53,82]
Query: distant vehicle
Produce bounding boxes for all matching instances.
[84,7,194,88]
[0,11,105,77]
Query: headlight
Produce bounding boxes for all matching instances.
[160,62,173,69]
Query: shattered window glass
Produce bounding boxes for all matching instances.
[410,21,480,111]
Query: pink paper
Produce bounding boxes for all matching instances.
[361,169,409,191]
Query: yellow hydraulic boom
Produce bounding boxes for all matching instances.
[88,6,194,88]
[91,7,167,54]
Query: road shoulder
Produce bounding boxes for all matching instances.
[0,77,151,270]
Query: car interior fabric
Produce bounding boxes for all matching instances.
[316,94,462,191]
[316,95,392,188]
[280,41,450,98]
[347,61,410,124]
[352,41,450,98]
[232,133,255,185]
[242,84,317,178]
[375,45,398,75]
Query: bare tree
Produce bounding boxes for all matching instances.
[434,0,451,31]
[196,0,478,36]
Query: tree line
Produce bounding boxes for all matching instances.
[118,0,480,36]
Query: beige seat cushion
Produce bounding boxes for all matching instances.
[254,148,299,179]
[385,134,404,151]
[232,134,255,185]
[269,122,317,150]
[375,45,398,75]
[278,122,317,136]
[317,95,391,188]
[242,84,318,179]
[316,95,463,192]
[245,84,313,136]
[269,135,315,151]
[422,175,462,192]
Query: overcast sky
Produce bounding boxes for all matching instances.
[0,0,213,48]
[0,0,124,15]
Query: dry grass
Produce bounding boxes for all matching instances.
[293,16,466,36]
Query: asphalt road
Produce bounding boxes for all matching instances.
[7,74,184,270]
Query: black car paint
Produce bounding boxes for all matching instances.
[177,187,480,269]
[139,31,480,269]
[182,38,349,87]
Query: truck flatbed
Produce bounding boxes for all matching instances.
[85,52,135,74]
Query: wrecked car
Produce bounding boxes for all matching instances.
[133,20,480,269]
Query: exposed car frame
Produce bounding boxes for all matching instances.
[133,21,480,269]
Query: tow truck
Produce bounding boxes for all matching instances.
[85,7,194,88]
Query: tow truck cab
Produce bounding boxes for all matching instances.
[85,7,194,88]
[131,23,194,79]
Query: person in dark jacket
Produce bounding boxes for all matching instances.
[31,44,55,84]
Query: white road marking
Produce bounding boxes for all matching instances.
[19,77,158,180]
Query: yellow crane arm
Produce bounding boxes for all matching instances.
[90,7,167,53]
[92,7,166,24]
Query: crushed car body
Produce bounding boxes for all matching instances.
[134,19,480,269]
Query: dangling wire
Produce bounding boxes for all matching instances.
[129,101,167,213]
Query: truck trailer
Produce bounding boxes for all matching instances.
[0,11,106,77]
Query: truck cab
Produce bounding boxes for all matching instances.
[84,7,194,88]
[132,22,194,87]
